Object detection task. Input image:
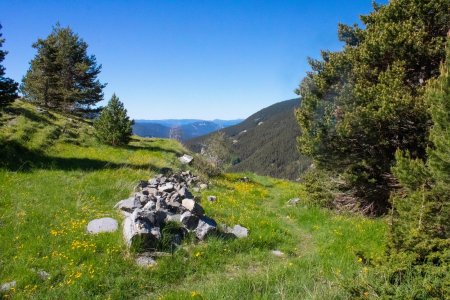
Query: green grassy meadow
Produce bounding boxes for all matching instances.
[0,101,386,299]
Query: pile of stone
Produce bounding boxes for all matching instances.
[114,171,247,252]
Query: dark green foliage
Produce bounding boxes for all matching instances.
[296,0,450,212]
[0,24,18,108]
[94,94,133,146]
[21,24,105,113]
[186,99,311,180]
[349,41,450,299]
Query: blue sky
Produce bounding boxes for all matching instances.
[0,1,379,119]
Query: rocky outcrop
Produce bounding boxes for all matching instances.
[113,170,250,270]
[115,171,248,255]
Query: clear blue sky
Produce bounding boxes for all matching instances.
[0,0,380,120]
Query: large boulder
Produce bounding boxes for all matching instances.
[86,217,119,234]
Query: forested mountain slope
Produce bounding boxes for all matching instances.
[185,98,310,180]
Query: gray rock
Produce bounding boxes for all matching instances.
[87,217,119,234]
[123,213,158,249]
[193,187,200,193]
[135,255,157,268]
[287,198,300,206]
[114,197,141,213]
[179,154,193,164]
[0,281,16,292]
[199,183,208,190]
[195,216,217,240]
[182,199,204,216]
[207,195,217,202]
[230,225,248,238]
[180,211,200,230]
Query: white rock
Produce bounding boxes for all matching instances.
[37,270,50,280]
[182,199,204,216]
[135,255,157,268]
[158,182,174,192]
[230,225,248,238]
[0,281,16,292]
[287,198,300,205]
[271,250,284,257]
[179,154,193,164]
[87,217,119,234]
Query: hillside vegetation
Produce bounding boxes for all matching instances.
[186,99,310,180]
[0,101,385,299]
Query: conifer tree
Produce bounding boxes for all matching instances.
[0,24,18,108]
[94,94,133,146]
[296,0,450,213]
[384,40,450,298]
[21,24,105,113]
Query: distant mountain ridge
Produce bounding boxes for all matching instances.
[185,98,311,180]
[133,119,243,141]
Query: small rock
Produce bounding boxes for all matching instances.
[271,250,284,257]
[179,154,193,164]
[287,198,300,206]
[135,255,157,268]
[182,199,205,216]
[207,196,217,202]
[37,270,50,280]
[193,187,200,193]
[158,182,174,192]
[0,281,16,292]
[180,211,200,230]
[238,177,250,182]
[143,201,156,211]
[230,225,248,238]
[199,183,208,190]
[195,216,217,240]
[87,217,119,234]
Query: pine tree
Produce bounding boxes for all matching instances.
[94,94,133,146]
[21,24,105,113]
[384,40,450,298]
[296,0,450,213]
[0,24,18,108]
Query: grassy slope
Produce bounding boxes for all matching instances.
[0,101,386,299]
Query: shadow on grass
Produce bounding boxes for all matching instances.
[125,143,182,155]
[4,106,55,125]
[0,139,157,172]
